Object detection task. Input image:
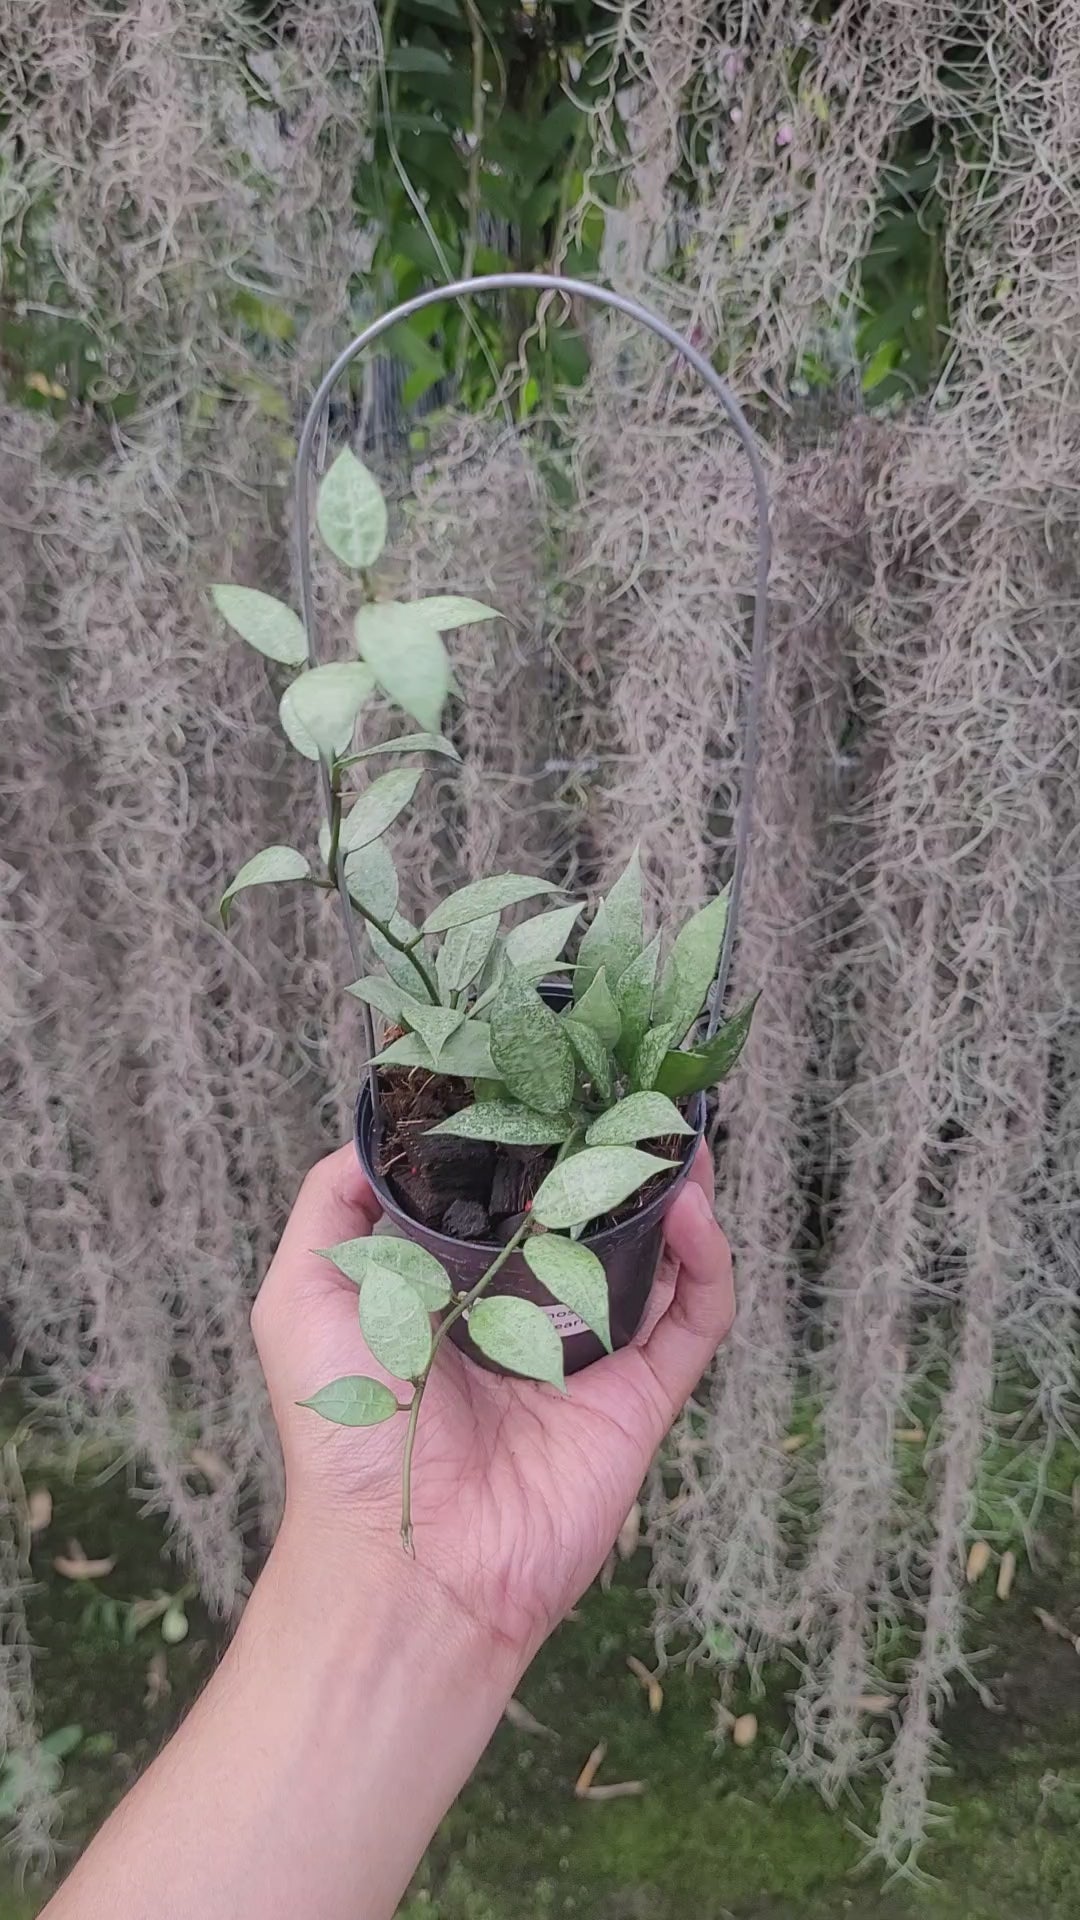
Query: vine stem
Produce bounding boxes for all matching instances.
[324,776,440,1005]
[320,767,369,1050]
[400,1215,534,1551]
[363,908,440,1004]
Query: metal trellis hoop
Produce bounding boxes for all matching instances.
[295,272,770,1053]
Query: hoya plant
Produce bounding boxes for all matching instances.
[213,449,756,1546]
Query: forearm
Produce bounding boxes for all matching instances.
[45,1517,522,1920]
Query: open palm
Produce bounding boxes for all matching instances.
[254,1143,734,1662]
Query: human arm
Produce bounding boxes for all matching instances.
[45,1143,734,1920]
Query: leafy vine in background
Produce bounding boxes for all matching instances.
[0,159,139,421]
[358,0,619,416]
[0,6,968,429]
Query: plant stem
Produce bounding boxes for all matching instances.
[319,761,369,1055]
[399,1216,534,1551]
[365,909,441,1004]
[322,778,440,1004]
[326,780,343,880]
[435,1215,533,1348]
[399,1381,424,1556]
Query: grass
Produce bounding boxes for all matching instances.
[398,1565,1080,1920]
[4,1449,1080,1918]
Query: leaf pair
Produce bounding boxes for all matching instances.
[466,1232,613,1386]
[298,1224,609,1411]
[301,1236,454,1421]
[213,446,506,762]
[619,892,732,1089]
[320,450,503,731]
[220,777,419,926]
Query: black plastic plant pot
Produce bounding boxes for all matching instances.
[353,988,706,1378]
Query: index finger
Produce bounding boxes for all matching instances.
[261,1143,382,1304]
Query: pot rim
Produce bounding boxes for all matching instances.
[354,1078,706,1259]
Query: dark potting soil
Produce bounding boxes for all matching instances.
[375,1066,690,1243]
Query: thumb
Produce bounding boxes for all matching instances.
[638,1179,735,1417]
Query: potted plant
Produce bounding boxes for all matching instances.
[214,447,756,1546]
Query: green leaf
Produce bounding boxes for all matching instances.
[614,933,660,1068]
[571,966,621,1047]
[279,661,376,761]
[585,1092,693,1147]
[220,845,310,924]
[316,448,388,568]
[490,975,576,1115]
[422,874,558,936]
[437,912,500,998]
[344,837,399,921]
[345,974,409,1024]
[210,584,307,666]
[355,603,451,734]
[161,1605,189,1645]
[340,767,423,854]
[409,594,505,631]
[504,902,583,973]
[575,847,644,997]
[632,1021,679,1092]
[563,1015,614,1104]
[861,339,899,393]
[385,42,456,75]
[319,1237,452,1310]
[0,1773,24,1819]
[399,995,465,1066]
[654,888,730,1042]
[429,1102,572,1146]
[358,1266,432,1380]
[371,1020,497,1079]
[468,1294,565,1389]
[299,1375,400,1425]
[524,1236,611,1351]
[532,1147,678,1230]
[655,995,759,1098]
[338,731,460,768]
[39,1725,83,1761]
[80,1732,117,1758]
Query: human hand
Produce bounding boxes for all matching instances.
[252,1142,734,1667]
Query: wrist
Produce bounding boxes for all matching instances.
[259,1505,526,1705]
[106,1505,525,1920]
